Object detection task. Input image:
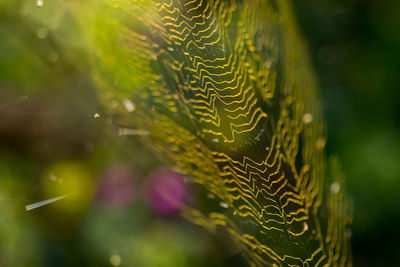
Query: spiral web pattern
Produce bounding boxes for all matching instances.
[73,0,353,265]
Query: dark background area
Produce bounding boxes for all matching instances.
[294,0,400,265]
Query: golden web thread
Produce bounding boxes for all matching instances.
[71,0,353,266]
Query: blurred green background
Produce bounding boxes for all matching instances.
[0,0,399,266]
[294,0,400,265]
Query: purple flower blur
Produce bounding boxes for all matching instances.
[97,164,136,207]
[144,168,187,216]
